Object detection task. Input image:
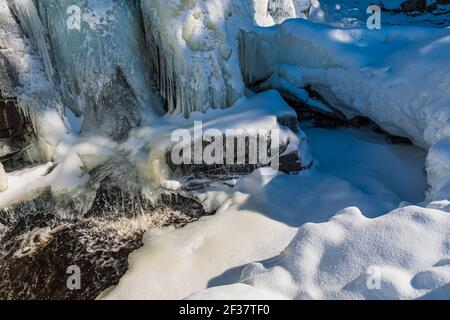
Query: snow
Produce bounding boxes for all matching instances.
[241,19,450,199]
[141,0,309,116]
[0,111,118,212]
[0,90,310,212]
[307,0,450,27]
[122,89,311,192]
[101,125,435,300]
[426,138,450,201]
[0,0,65,162]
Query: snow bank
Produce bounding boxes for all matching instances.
[101,126,429,300]
[189,205,450,300]
[241,20,450,199]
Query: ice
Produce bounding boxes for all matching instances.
[0,163,7,192]
[1,0,449,300]
[0,90,310,213]
[141,0,309,117]
[141,0,246,116]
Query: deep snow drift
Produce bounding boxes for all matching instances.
[0,0,65,162]
[101,125,448,300]
[140,0,310,116]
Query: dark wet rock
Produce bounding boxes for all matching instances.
[0,94,32,160]
[277,113,299,133]
[166,132,301,178]
[382,0,439,13]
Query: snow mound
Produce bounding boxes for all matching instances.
[141,0,309,116]
[9,0,161,140]
[101,125,429,300]
[189,206,450,300]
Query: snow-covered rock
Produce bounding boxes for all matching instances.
[101,126,430,300]
[125,89,313,190]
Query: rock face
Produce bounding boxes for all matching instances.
[141,0,311,117]
[9,0,156,141]
[0,162,7,192]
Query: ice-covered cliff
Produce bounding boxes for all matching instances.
[6,0,311,134]
[0,0,314,208]
[1,0,65,162]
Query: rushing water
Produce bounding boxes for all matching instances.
[0,186,206,299]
